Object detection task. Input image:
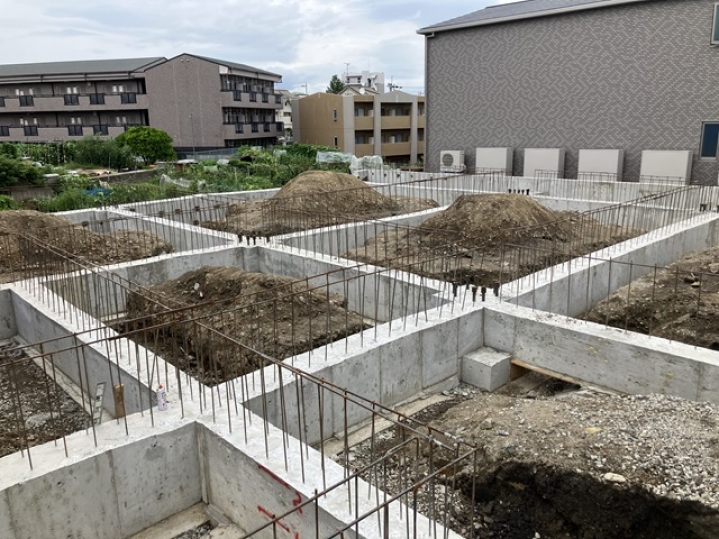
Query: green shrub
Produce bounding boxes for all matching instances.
[0,156,44,187]
[0,194,18,210]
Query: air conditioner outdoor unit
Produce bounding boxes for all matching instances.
[440,150,465,173]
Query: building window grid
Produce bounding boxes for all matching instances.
[89,93,105,105]
[23,125,38,136]
[64,94,80,106]
[19,95,34,107]
[120,92,137,104]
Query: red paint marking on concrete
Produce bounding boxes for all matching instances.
[257,505,291,533]
[258,464,292,490]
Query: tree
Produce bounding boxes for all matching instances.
[115,127,176,164]
[326,75,346,94]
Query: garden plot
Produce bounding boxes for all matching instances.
[337,383,719,539]
[583,246,719,351]
[344,194,641,286]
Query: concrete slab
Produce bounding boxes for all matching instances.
[461,347,512,391]
[0,489,15,539]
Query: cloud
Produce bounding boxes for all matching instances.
[0,0,502,94]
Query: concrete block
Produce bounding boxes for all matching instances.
[461,347,511,391]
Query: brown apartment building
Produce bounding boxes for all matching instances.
[0,54,283,152]
[293,90,425,165]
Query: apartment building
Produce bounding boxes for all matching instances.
[274,90,306,140]
[0,54,283,151]
[293,90,425,165]
[419,0,719,184]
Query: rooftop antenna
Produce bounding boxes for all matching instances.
[387,76,402,92]
[344,62,350,79]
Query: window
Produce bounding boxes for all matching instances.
[115,116,127,126]
[712,4,719,44]
[120,92,137,104]
[700,122,719,158]
[334,136,338,147]
[0,97,4,107]
[251,123,259,133]
[235,123,244,134]
[0,126,8,136]
[263,122,271,132]
[276,122,284,131]
[67,125,83,136]
[23,125,38,136]
[262,93,269,103]
[93,125,109,135]
[64,94,79,105]
[89,93,105,105]
[70,117,81,125]
[249,92,257,102]
[19,95,34,107]
[275,94,281,104]
[66,86,78,94]
[233,90,242,101]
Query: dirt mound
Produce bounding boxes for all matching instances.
[204,171,438,237]
[345,195,639,285]
[124,266,368,384]
[419,194,572,249]
[583,246,719,349]
[0,210,174,280]
[272,171,398,214]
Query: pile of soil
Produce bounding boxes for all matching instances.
[122,266,368,384]
[203,171,438,237]
[345,194,639,286]
[583,246,719,349]
[342,386,719,539]
[0,210,174,282]
[419,194,573,249]
[0,341,90,458]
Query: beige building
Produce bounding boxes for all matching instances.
[292,90,425,165]
[0,54,283,153]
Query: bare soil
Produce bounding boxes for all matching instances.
[202,171,438,237]
[345,194,640,286]
[0,210,174,283]
[120,266,369,385]
[342,383,719,539]
[0,340,90,459]
[583,246,719,350]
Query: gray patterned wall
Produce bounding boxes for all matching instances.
[425,0,719,184]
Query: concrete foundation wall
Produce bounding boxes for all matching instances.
[509,214,719,317]
[10,289,157,416]
[244,305,483,445]
[484,304,719,403]
[0,288,17,339]
[365,169,701,202]
[0,422,201,539]
[58,208,236,253]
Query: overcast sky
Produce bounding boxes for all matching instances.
[0,0,514,95]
